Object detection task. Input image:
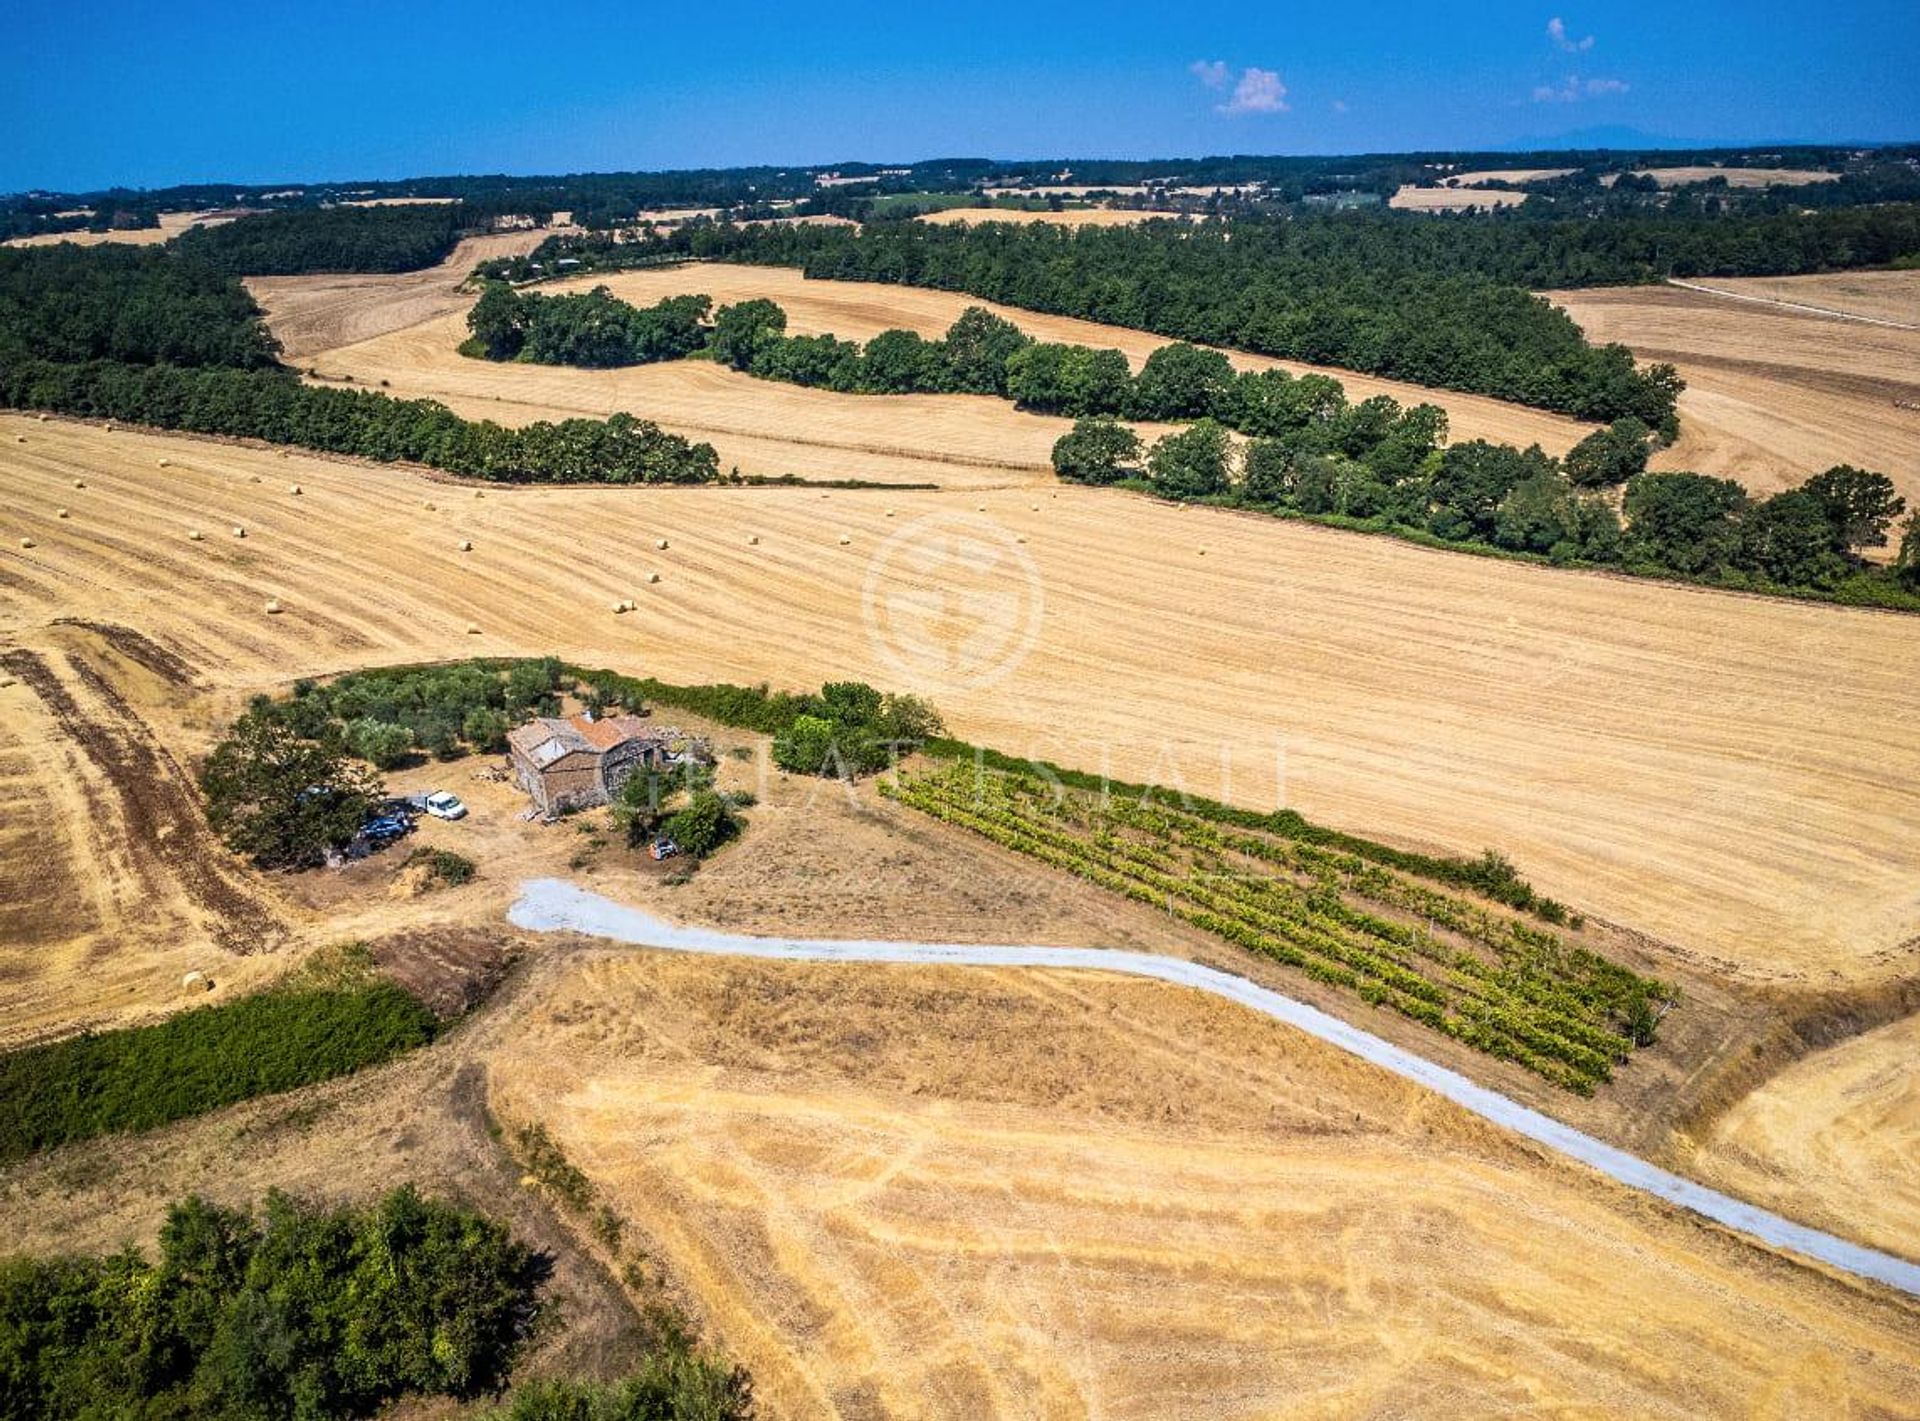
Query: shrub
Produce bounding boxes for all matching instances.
[0,1186,538,1420]
[1051,416,1142,484]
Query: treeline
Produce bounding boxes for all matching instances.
[0,358,721,484]
[486,220,1687,427]
[467,284,712,366]
[0,244,281,369]
[0,949,437,1163]
[1062,415,1920,609]
[0,243,723,483]
[0,1187,536,1420]
[173,202,474,274]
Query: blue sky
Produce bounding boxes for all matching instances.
[4,0,1915,190]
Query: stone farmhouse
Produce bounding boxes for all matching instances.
[506,713,670,815]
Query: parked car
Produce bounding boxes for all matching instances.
[423,791,468,821]
[361,814,411,846]
[649,837,680,861]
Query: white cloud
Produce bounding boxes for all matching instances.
[1220,67,1289,115]
[1190,60,1289,115]
[1532,73,1629,102]
[1189,59,1230,90]
[1547,17,1595,52]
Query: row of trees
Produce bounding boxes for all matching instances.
[467,284,713,366]
[0,359,722,485]
[0,1188,538,1420]
[1058,415,1920,603]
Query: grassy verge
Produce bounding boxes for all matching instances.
[0,947,437,1164]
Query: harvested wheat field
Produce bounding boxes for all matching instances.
[265,262,1595,481]
[1632,166,1840,188]
[1,210,236,249]
[1680,269,1920,329]
[1442,168,1576,186]
[6,416,1920,981]
[1389,185,1529,211]
[917,206,1177,227]
[1693,1011,1920,1262]
[244,229,570,359]
[490,950,1920,1420]
[1547,276,1920,507]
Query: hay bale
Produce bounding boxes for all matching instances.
[976,503,987,512]
[747,534,759,545]
[654,537,669,550]
[19,537,36,549]
[36,413,49,422]
[1016,534,1028,544]
[249,475,262,483]
[466,622,482,635]
[104,423,115,433]
[232,526,246,538]
[181,970,212,993]
[457,539,473,552]
[72,478,85,488]
[12,435,23,444]
[646,571,661,584]
[56,508,69,519]
[884,508,895,518]
[186,529,204,541]
[611,600,626,614]
[157,458,170,467]
[474,489,485,499]
[289,483,303,495]
[264,598,282,614]
[423,501,436,511]
[838,533,852,546]
[1197,546,1207,556]
[1030,503,1040,511]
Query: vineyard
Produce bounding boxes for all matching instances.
[882,762,1674,1093]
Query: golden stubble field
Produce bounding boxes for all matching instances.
[1546,272,1920,508]
[488,949,1920,1420]
[5,415,1920,985]
[272,261,1598,490]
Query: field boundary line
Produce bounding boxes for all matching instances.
[1664,278,1920,331]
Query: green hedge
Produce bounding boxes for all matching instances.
[0,982,437,1163]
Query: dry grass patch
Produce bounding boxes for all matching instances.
[490,951,1920,1421]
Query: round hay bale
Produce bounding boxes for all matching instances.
[474,489,485,499]
[458,539,473,552]
[72,478,85,488]
[19,537,36,549]
[646,571,661,584]
[1197,546,1207,556]
[611,600,626,614]
[36,413,49,422]
[158,458,170,468]
[56,508,69,519]
[232,525,246,538]
[747,534,759,545]
[838,533,852,546]
[12,435,24,444]
[104,423,115,433]
[654,537,669,550]
[249,475,262,483]
[181,970,212,993]
[976,503,987,512]
[264,598,282,614]
[1030,503,1040,511]
[466,622,482,635]
[884,508,895,518]
[423,501,436,511]
[1016,534,1028,544]
[289,483,303,495]
[187,529,204,541]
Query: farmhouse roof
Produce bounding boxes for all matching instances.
[507,713,658,767]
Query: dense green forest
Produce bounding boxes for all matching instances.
[0,245,280,368]
[466,284,713,365]
[0,1187,537,1420]
[173,202,474,274]
[0,951,437,1162]
[0,243,722,484]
